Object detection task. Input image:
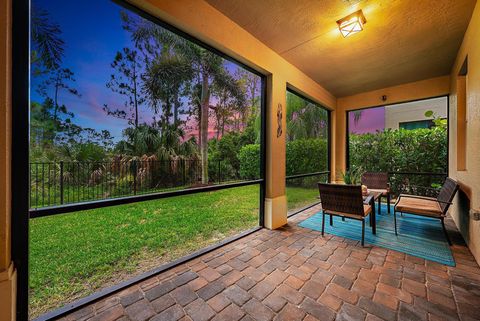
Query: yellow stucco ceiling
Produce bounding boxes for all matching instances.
[205,0,476,97]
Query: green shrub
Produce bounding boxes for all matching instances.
[208,131,257,181]
[349,127,447,173]
[239,144,260,179]
[238,127,447,195]
[286,139,327,175]
[239,138,328,179]
[113,174,134,195]
[349,127,448,194]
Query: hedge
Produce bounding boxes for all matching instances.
[239,127,447,195]
[286,139,328,175]
[349,127,448,194]
[239,138,328,179]
[238,144,261,179]
[349,127,447,173]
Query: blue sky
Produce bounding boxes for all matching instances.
[31,0,135,139]
[31,0,250,142]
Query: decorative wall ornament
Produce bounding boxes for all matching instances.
[277,103,283,138]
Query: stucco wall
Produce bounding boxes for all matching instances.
[448,1,480,264]
[384,96,448,130]
[0,0,15,320]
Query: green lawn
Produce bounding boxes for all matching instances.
[286,186,319,213]
[29,185,259,318]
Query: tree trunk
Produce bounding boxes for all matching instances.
[200,72,210,184]
[53,73,60,122]
[221,114,226,137]
[173,90,180,127]
[164,95,171,127]
[133,65,139,128]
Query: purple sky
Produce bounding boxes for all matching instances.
[348,107,385,134]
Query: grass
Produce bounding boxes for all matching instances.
[286,186,319,213]
[29,185,259,318]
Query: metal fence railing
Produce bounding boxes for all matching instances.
[29,159,244,209]
[387,171,448,197]
[284,171,448,216]
[30,159,448,211]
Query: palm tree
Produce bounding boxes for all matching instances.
[31,5,65,72]
[353,110,363,125]
[286,92,328,141]
[122,12,242,184]
[116,125,161,156]
[142,53,193,127]
[211,69,246,138]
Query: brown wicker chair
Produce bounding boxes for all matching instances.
[393,177,459,245]
[362,172,391,213]
[318,183,374,246]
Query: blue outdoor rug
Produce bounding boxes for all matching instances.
[299,204,455,266]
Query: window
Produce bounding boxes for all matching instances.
[285,89,330,214]
[399,119,435,130]
[28,0,265,318]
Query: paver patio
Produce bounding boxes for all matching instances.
[59,205,480,321]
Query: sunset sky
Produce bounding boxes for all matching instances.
[348,107,385,134]
[31,0,254,142]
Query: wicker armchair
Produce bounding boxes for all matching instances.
[362,172,391,213]
[318,183,374,246]
[394,177,459,245]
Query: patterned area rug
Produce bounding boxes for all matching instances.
[299,204,455,266]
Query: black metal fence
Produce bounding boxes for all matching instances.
[30,159,448,210]
[387,171,448,197]
[29,159,240,209]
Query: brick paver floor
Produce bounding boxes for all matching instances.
[59,205,480,321]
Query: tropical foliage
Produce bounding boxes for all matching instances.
[239,138,328,180]
[349,126,448,194]
[340,167,363,185]
[286,91,328,141]
[30,4,262,190]
[349,126,447,173]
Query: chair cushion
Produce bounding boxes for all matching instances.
[367,188,389,196]
[395,197,443,217]
[325,205,372,219]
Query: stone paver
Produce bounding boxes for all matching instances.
[60,205,480,321]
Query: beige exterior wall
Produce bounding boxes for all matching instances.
[448,1,480,264]
[384,97,448,130]
[0,0,16,320]
[335,76,451,179]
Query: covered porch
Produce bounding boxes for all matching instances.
[1,0,480,320]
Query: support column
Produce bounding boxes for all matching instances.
[334,104,346,181]
[264,74,287,229]
[0,0,16,320]
[0,265,16,321]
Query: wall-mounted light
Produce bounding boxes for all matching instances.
[336,10,366,38]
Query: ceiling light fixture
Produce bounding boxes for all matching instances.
[336,10,366,38]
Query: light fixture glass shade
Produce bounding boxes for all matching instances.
[337,10,366,38]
